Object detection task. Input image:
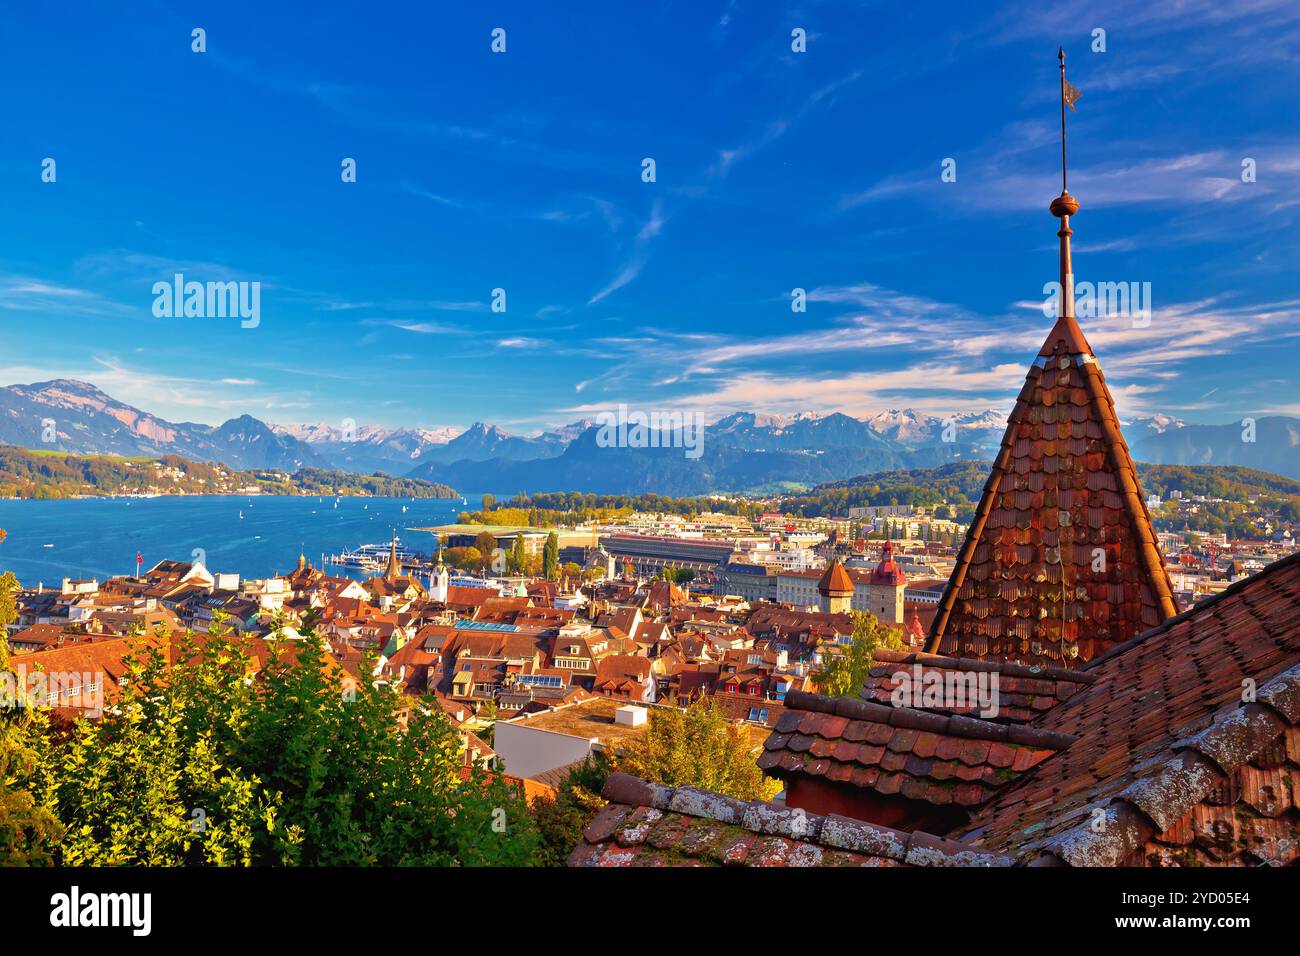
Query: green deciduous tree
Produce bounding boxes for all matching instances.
[0,558,65,866]
[474,532,499,571]
[533,753,612,867]
[814,610,905,698]
[615,698,779,801]
[543,532,559,581]
[38,615,539,866]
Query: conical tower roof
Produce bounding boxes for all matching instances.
[817,559,854,598]
[926,256,1178,662]
[384,533,401,582]
[926,96,1177,665]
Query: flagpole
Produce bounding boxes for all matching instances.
[1058,47,1068,194]
[1050,47,1080,322]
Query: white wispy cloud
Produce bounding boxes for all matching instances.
[842,144,1300,214]
[556,272,1300,423]
[588,200,669,305]
[383,320,464,335]
[0,273,133,319]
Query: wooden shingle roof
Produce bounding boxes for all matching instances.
[758,689,1075,813]
[862,647,1096,725]
[926,309,1178,667]
[957,549,1300,865]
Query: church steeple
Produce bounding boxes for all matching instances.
[1041,47,1091,358]
[926,48,1178,667]
[384,532,401,582]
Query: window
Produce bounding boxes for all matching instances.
[747,708,769,723]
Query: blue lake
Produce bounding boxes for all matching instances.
[0,494,494,587]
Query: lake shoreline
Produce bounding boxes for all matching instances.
[0,494,498,587]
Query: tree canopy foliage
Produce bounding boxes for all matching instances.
[615,699,779,802]
[0,446,456,500]
[814,610,905,699]
[1,563,64,865]
[1,606,537,866]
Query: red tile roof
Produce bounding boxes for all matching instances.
[594,655,653,697]
[870,540,906,587]
[817,560,854,597]
[862,647,1095,725]
[10,633,162,714]
[1137,722,1300,867]
[758,690,1074,811]
[957,549,1300,865]
[927,313,1178,667]
[444,586,495,610]
[745,606,852,656]
[567,772,1012,868]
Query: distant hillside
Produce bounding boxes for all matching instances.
[1134,464,1300,500]
[780,462,991,518]
[0,446,457,500]
[443,463,1300,543]
[1131,418,1300,476]
[780,462,1300,535]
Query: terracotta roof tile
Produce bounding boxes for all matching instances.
[759,689,1073,810]
[956,551,1300,866]
[926,325,1179,667]
[863,647,1094,725]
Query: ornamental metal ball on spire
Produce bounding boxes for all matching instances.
[1050,192,1079,219]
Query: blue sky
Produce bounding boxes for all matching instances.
[2,0,1298,434]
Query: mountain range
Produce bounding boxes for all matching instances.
[271,417,590,475]
[0,380,324,471]
[3,379,1299,495]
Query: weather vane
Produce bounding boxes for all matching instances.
[1058,47,1082,195]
